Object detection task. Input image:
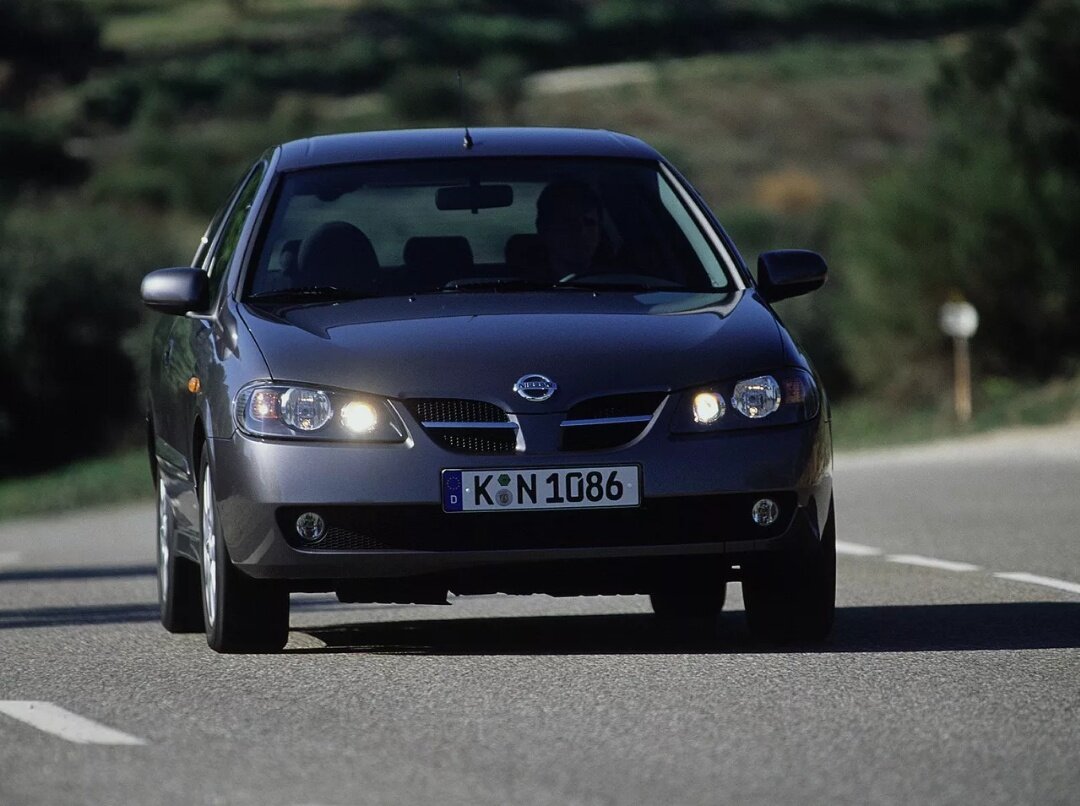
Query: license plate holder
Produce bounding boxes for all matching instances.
[442,466,641,512]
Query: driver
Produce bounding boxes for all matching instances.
[535,180,603,280]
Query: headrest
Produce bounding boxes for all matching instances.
[504,233,547,271]
[403,236,474,271]
[299,221,379,288]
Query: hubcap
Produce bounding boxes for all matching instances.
[201,467,218,628]
[157,479,169,603]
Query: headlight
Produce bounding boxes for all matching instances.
[732,375,780,419]
[672,368,819,433]
[692,391,725,424]
[235,383,407,442]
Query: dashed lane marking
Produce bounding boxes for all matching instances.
[993,572,1080,597]
[885,553,980,570]
[0,701,146,746]
[837,542,1080,595]
[886,555,981,573]
[836,541,883,556]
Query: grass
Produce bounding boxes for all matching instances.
[0,449,153,523]
[832,374,1080,451]
[1,374,1076,522]
[519,39,942,211]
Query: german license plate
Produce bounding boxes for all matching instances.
[442,466,640,512]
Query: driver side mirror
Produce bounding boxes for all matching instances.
[141,267,209,315]
[757,250,828,302]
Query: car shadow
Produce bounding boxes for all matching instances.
[0,595,352,631]
[292,601,1080,656]
[0,564,156,583]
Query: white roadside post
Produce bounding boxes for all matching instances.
[938,299,979,424]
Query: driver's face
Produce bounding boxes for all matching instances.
[541,199,600,269]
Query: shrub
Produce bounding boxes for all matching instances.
[0,197,184,476]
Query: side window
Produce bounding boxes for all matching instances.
[192,205,228,270]
[205,162,268,301]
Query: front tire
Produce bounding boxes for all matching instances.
[199,451,289,653]
[742,498,836,643]
[157,477,203,633]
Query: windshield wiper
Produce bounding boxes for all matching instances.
[439,277,556,292]
[554,278,707,292]
[246,286,375,302]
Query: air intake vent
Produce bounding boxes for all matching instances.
[405,398,518,454]
[561,392,665,451]
[407,398,509,424]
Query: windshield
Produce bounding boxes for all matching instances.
[245,158,734,300]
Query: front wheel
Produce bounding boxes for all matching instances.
[199,451,289,653]
[742,498,836,643]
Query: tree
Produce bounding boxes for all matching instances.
[834,0,1080,397]
[0,0,103,110]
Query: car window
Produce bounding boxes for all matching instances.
[205,162,267,301]
[247,158,733,298]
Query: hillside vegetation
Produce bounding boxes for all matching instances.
[1,0,1077,482]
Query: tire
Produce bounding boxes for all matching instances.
[198,451,289,653]
[650,584,727,621]
[156,477,203,633]
[743,497,836,643]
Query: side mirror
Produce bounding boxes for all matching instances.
[141,267,209,315]
[757,250,828,302]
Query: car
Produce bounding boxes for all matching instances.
[141,127,835,653]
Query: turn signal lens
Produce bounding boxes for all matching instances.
[281,388,333,431]
[250,389,281,420]
[732,375,781,419]
[341,400,379,434]
[692,392,725,424]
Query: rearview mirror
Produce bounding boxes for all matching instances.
[141,267,209,315]
[436,183,513,212]
[757,250,828,302]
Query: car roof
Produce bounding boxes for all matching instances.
[276,127,661,171]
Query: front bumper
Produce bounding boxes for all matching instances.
[209,414,832,590]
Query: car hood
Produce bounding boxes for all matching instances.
[238,290,784,411]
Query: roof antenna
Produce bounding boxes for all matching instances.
[458,71,473,150]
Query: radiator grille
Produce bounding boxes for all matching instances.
[405,398,517,454]
[561,392,665,451]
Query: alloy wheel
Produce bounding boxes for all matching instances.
[157,478,170,603]
[200,466,218,629]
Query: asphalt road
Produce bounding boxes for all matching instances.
[1,424,1078,805]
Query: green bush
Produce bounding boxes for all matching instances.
[0,114,88,193]
[831,0,1080,398]
[385,66,466,122]
[0,198,183,476]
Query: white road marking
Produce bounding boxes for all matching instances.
[0,701,146,746]
[886,554,981,573]
[994,572,1080,596]
[0,551,20,568]
[836,541,883,556]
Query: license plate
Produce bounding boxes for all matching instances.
[442,466,640,512]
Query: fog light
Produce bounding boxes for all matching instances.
[295,512,326,543]
[751,498,779,526]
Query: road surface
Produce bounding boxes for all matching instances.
[1,424,1078,805]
